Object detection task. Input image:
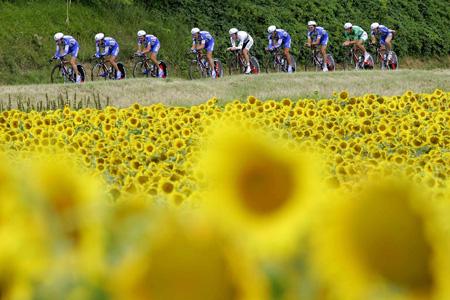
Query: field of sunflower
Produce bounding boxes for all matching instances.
[1,89,450,299]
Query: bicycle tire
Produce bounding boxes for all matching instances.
[227,57,240,76]
[159,61,168,78]
[362,53,375,70]
[326,54,336,72]
[189,60,204,80]
[117,62,126,79]
[387,51,399,70]
[290,54,296,72]
[250,56,260,74]
[91,63,108,81]
[133,61,149,78]
[214,59,224,78]
[51,65,66,83]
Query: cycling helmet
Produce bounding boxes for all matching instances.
[267,25,276,34]
[371,23,380,30]
[229,28,238,35]
[344,23,352,30]
[137,30,146,37]
[307,21,317,26]
[191,27,200,35]
[54,32,64,41]
[95,33,105,41]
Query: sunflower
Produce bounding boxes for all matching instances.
[198,121,320,258]
[109,213,268,300]
[310,175,450,300]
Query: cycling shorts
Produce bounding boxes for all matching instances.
[108,44,119,57]
[205,38,215,52]
[282,34,291,49]
[151,41,160,53]
[318,33,329,46]
[241,36,253,50]
[69,44,79,58]
[380,33,393,45]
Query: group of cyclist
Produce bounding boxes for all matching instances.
[51,21,395,82]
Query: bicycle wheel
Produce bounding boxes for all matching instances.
[304,56,315,72]
[133,61,149,78]
[362,53,374,70]
[117,62,126,79]
[214,59,224,78]
[326,54,336,71]
[77,65,86,83]
[91,63,108,81]
[51,65,66,83]
[289,54,296,72]
[250,56,260,74]
[189,60,205,80]
[227,57,240,75]
[343,52,355,71]
[387,51,399,70]
[159,61,168,78]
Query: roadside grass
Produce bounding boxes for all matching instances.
[0,69,449,108]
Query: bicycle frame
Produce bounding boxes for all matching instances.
[56,58,75,82]
[93,56,115,79]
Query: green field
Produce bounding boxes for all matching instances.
[1,70,448,109]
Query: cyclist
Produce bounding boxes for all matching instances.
[52,32,81,83]
[342,23,370,64]
[227,28,254,74]
[136,30,164,78]
[370,23,396,63]
[94,33,122,79]
[305,21,329,72]
[191,28,217,78]
[266,25,293,73]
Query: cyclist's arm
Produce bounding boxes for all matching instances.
[101,45,110,56]
[60,44,70,57]
[371,33,376,44]
[195,40,206,50]
[311,36,321,46]
[305,36,312,47]
[141,44,152,54]
[54,44,60,58]
[267,37,273,50]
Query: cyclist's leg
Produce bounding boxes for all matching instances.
[206,39,216,77]
[243,37,253,68]
[320,34,329,71]
[108,46,120,72]
[150,43,163,77]
[379,35,387,58]
[385,33,393,52]
[69,44,80,77]
[358,32,369,60]
[283,35,292,71]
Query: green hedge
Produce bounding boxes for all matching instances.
[0,0,448,84]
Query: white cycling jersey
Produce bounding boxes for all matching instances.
[231,31,253,50]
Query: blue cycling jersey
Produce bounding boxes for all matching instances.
[307,27,327,41]
[55,35,78,58]
[371,25,392,39]
[268,29,290,49]
[192,31,213,45]
[96,37,119,57]
[138,34,159,48]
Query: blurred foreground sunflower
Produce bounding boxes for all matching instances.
[110,213,268,300]
[198,121,321,258]
[310,175,450,300]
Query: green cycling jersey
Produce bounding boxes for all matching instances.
[344,26,366,41]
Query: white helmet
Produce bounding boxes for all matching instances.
[307,21,317,26]
[371,22,380,30]
[344,23,352,30]
[95,33,105,41]
[229,28,238,35]
[267,25,276,33]
[54,32,64,41]
[137,30,146,37]
[191,27,200,35]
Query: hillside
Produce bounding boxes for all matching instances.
[0,0,449,84]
